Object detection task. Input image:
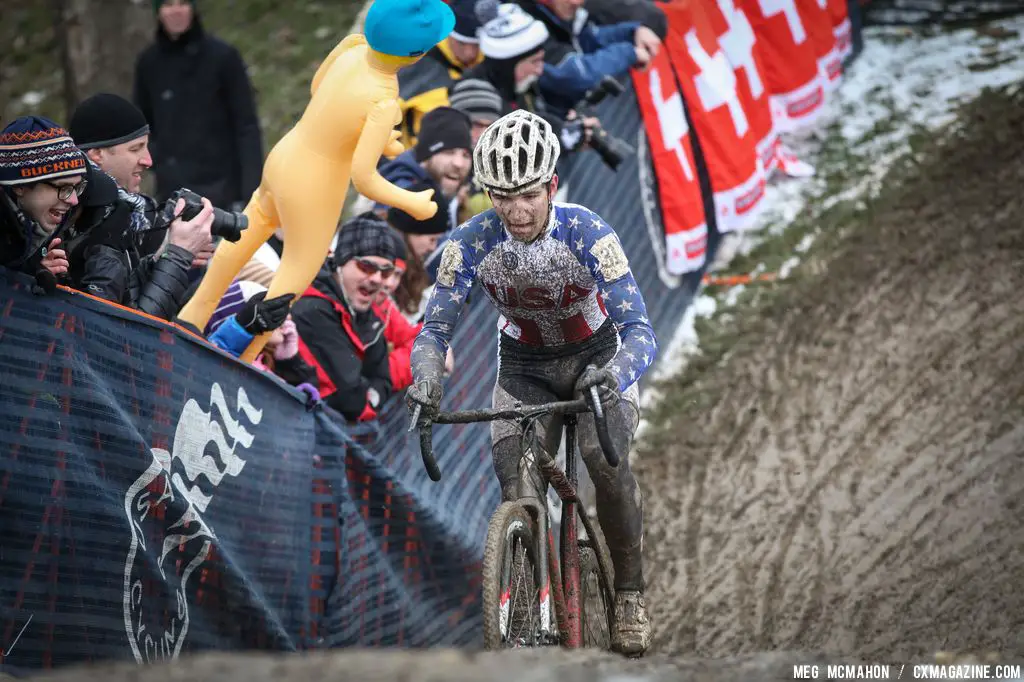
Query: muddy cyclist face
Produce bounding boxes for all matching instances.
[490,178,558,243]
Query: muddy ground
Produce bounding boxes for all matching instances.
[22,76,1024,682]
[638,83,1024,661]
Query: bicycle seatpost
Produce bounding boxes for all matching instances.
[585,366,620,468]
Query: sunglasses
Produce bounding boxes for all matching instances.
[41,179,88,202]
[353,257,395,276]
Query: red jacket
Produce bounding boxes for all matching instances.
[373,296,422,392]
[292,276,391,422]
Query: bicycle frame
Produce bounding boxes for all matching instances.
[413,393,618,648]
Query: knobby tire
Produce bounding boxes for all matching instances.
[482,502,542,649]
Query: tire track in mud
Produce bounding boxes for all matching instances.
[638,85,1024,661]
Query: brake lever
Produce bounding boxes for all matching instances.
[407,404,421,433]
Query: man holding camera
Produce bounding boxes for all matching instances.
[62,92,216,320]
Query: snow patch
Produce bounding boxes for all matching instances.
[641,17,1024,417]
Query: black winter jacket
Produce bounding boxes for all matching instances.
[133,14,263,210]
[65,198,193,320]
[291,271,393,422]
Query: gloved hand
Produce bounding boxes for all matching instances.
[237,292,295,335]
[575,366,620,408]
[406,378,443,424]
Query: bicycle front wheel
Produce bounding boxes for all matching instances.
[579,542,614,649]
[482,502,544,649]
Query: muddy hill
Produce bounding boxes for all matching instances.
[24,85,1024,682]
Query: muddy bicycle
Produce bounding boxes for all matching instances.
[411,383,619,650]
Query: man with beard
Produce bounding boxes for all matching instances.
[374,106,473,230]
[290,213,398,423]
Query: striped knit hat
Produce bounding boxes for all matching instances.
[0,116,86,186]
[448,78,503,121]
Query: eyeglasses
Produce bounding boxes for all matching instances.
[353,257,395,276]
[41,179,88,202]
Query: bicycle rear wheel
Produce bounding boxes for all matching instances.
[482,502,544,649]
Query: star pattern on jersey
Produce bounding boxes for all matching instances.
[415,203,658,394]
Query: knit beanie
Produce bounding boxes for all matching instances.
[414,106,472,162]
[448,78,503,121]
[0,116,86,186]
[476,1,549,60]
[334,212,399,266]
[70,93,150,150]
[449,0,482,43]
[388,178,450,235]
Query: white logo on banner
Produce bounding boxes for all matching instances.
[686,30,749,137]
[122,383,263,663]
[649,68,694,182]
[717,0,764,98]
[758,0,807,43]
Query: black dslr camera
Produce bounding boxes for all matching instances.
[567,76,635,172]
[153,188,248,242]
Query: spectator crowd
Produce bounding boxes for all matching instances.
[0,0,665,423]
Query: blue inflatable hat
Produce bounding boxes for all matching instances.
[364,0,456,57]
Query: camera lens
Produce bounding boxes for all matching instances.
[210,208,249,242]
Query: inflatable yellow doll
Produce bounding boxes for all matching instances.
[176,0,453,362]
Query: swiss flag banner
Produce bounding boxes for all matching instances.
[706,0,779,173]
[801,0,843,92]
[738,0,825,133]
[663,0,767,233]
[632,49,708,275]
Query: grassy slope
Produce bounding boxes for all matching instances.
[1,1,365,151]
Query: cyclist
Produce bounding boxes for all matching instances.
[406,109,657,656]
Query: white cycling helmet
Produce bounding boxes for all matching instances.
[473,109,560,195]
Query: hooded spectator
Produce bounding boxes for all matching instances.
[205,280,316,387]
[514,0,662,119]
[397,0,485,148]
[291,213,398,422]
[375,106,473,221]
[134,0,263,211]
[462,1,550,108]
[0,117,87,273]
[386,176,450,322]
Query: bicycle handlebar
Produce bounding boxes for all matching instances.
[409,371,621,482]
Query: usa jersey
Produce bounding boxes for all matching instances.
[412,202,658,391]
